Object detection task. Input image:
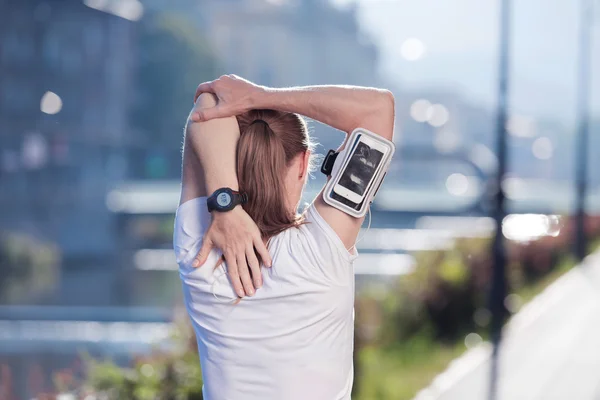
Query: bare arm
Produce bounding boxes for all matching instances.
[193,77,395,140]
[181,93,240,203]
[192,75,396,250]
[258,85,395,140]
[183,93,271,298]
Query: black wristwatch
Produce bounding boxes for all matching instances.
[207,187,248,212]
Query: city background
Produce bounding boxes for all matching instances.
[0,0,599,399]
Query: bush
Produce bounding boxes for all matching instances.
[85,351,203,400]
[40,314,202,399]
[359,215,600,345]
[82,315,203,400]
[0,232,60,304]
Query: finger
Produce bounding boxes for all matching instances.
[193,104,235,122]
[254,236,272,267]
[237,252,255,297]
[191,105,218,122]
[194,81,215,102]
[224,252,245,298]
[246,244,262,289]
[192,238,213,268]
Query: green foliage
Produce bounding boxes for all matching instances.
[83,316,204,399]
[355,338,464,400]
[438,251,469,286]
[86,356,203,400]
[0,232,60,304]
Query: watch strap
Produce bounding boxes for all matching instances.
[207,188,248,212]
[230,190,248,207]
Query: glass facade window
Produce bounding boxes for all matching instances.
[1,80,35,112]
[42,31,61,69]
[83,20,104,61]
[62,48,82,74]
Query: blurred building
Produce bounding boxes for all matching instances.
[0,0,137,262]
[141,0,382,152]
[200,0,379,88]
[0,0,141,396]
[144,0,379,87]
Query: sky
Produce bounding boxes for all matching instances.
[332,0,600,128]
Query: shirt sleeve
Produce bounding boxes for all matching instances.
[173,197,213,267]
[174,197,237,300]
[303,204,359,264]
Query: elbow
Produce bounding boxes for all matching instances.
[356,89,395,140]
[382,89,395,110]
[186,92,219,131]
[190,92,218,121]
[378,90,395,140]
[195,92,218,109]
[379,89,395,120]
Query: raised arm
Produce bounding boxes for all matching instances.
[192,75,396,250]
[183,93,271,298]
[193,76,395,139]
[181,93,240,203]
[260,86,394,139]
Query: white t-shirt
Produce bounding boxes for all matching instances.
[173,197,358,400]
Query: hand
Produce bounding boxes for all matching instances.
[192,74,263,122]
[192,206,272,298]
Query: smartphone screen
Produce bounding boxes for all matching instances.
[336,140,385,198]
[330,190,363,210]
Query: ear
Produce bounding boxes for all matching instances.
[299,150,311,179]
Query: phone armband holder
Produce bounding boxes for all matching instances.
[321,128,395,218]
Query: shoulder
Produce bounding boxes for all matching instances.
[262,206,356,286]
[300,204,358,264]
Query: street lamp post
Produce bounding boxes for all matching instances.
[489,0,511,399]
[574,0,593,262]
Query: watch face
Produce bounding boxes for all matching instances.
[216,192,232,207]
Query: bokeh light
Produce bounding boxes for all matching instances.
[532,137,553,160]
[502,214,556,242]
[464,332,483,349]
[433,129,461,153]
[84,0,144,21]
[504,293,523,313]
[506,115,537,137]
[40,91,62,114]
[474,308,491,327]
[400,38,426,61]
[427,103,450,127]
[445,173,469,196]
[410,99,432,122]
[112,0,144,21]
[22,133,48,169]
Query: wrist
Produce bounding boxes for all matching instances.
[253,85,275,109]
[207,187,247,213]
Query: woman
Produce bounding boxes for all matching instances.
[174,75,395,400]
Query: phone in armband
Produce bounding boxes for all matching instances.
[321,128,395,218]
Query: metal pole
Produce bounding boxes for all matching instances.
[489,0,511,398]
[574,0,593,261]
